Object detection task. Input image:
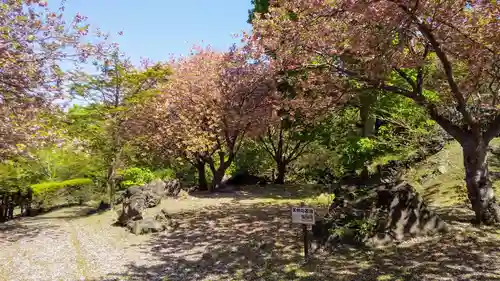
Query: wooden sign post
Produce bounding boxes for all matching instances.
[291,202,315,263]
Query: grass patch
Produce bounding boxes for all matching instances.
[237,184,334,210]
[368,149,418,173]
[404,140,500,206]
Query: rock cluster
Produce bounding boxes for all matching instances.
[312,181,448,248]
[165,179,182,196]
[127,209,179,235]
[116,179,181,235]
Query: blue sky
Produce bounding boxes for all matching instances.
[62,0,253,64]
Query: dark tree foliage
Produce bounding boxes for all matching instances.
[247,0,269,23]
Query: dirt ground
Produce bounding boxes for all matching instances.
[0,186,499,281]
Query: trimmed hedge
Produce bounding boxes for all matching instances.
[31,178,94,208]
[31,178,93,196]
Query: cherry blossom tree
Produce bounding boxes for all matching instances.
[259,69,341,184]
[253,0,500,224]
[138,45,277,191]
[0,0,108,159]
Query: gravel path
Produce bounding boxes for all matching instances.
[0,196,231,281]
[0,218,80,281]
[0,209,139,281]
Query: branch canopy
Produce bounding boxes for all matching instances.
[253,0,500,138]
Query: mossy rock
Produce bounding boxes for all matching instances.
[313,181,448,248]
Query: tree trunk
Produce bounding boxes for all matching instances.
[7,195,13,220]
[359,92,376,138]
[26,188,32,216]
[359,92,376,177]
[462,140,500,225]
[210,169,225,192]
[196,161,208,191]
[106,165,116,209]
[207,152,234,192]
[20,198,25,217]
[274,161,286,184]
[0,195,5,222]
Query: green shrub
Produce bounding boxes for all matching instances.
[31,178,94,207]
[233,140,274,177]
[327,209,382,243]
[153,168,176,181]
[305,192,335,207]
[119,167,155,188]
[164,159,197,186]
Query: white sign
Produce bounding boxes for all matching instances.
[291,207,315,225]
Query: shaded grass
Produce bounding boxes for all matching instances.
[368,149,419,173]
[190,184,334,216]
[238,185,335,208]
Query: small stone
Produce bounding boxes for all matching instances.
[127,217,165,235]
[259,241,273,250]
[437,165,447,174]
[201,252,213,260]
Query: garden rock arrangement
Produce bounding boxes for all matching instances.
[116,179,181,235]
[165,179,182,196]
[127,209,178,235]
[312,180,448,248]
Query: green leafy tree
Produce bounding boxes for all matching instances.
[248,0,269,23]
[259,115,318,184]
[70,51,170,206]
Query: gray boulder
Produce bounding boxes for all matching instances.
[127,217,165,235]
[143,179,166,207]
[155,208,180,230]
[117,186,146,225]
[313,181,447,248]
[117,180,166,226]
[367,182,447,245]
[126,209,179,235]
[154,208,171,222]
[165,179,182,197]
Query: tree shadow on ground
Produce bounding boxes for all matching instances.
[0,218,60,244]
[102,202,500,281]
[189,184,329,202]
[27,204,106,220]
[433,205,474,223]
[0,205,104,245]
[422,183,441,204]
